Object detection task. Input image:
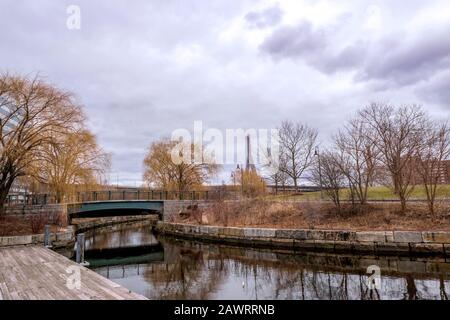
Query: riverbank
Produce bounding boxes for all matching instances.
[0,215,158,248]
[155,221,450,256]
[193,199,450,231]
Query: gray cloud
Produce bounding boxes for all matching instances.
[416,70,450,108]
[259,21,327,58]
[1,0,449,184]
[358,30,450,85]
[260,18,450,89]
[245,4,283,29]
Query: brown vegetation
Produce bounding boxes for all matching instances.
[178,199,450,232]
[231,167,267,198]
[0,214,65,236]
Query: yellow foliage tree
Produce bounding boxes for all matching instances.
[30,129,110,203]
[0,74,84,213]
[143,138,219,193]
[234,168,267,198]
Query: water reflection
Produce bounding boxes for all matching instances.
[84,225,158,250]
[84,224,450,300]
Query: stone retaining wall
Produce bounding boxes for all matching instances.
[4,204,66,217]
[155,222,450,256]
[0,216,157,248]
[0,226,75,248]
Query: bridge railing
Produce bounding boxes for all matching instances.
[75,190,238,202]
[3,193,59,206]
[4,190,240,206]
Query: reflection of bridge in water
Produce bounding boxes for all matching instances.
[82,222,165,269]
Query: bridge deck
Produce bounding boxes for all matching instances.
[0,246,147,300]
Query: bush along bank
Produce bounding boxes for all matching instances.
[155,222,450,257]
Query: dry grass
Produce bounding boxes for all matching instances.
[177,199,450,231]
[0,213,66,236]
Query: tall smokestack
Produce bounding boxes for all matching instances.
[246,134,250,171]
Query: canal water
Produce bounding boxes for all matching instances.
[78,222,450,300]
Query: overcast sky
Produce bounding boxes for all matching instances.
[1,0,450,185]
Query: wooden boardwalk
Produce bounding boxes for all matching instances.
[0,246,147,300]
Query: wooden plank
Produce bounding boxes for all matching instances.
[0,246,146,300]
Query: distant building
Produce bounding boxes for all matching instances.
[411,158,450,185]
[433,160,450,184]
[0,96,22,132]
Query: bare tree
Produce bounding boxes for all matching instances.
[0,74,83,214]
[278,121,318,190]
[262,146,290,194]
[334,117,379,205]
[311,150,346,214]
[416,121,450,217]
[360,103,426,213]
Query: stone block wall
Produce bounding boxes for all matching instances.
[4,204,66,217]
[0,226,75,248]
[155,222,450,256]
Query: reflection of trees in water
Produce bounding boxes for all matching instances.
[85,225,155,250]
[143,249,227,300]
[403,275,420,300]
[93,235,450,300]
[440,276,448,300]
[154,246,450,300]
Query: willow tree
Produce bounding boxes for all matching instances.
[0,74,83,214]
[143,138,219,193]
[29,129,110,203]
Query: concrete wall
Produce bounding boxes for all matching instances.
[0,226,75,248]
[155,222,450,256]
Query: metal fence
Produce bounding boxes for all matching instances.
[75,190,237,202]
[4,193,59,206]
[4,189,240,206]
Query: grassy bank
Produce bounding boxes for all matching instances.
[177,198,450,232]
[266,185,450,201]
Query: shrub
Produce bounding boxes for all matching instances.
[29,214,49,234]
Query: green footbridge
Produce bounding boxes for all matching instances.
[67,200,164,223]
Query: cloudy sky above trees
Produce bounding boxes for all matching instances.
[1,0,450,185]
